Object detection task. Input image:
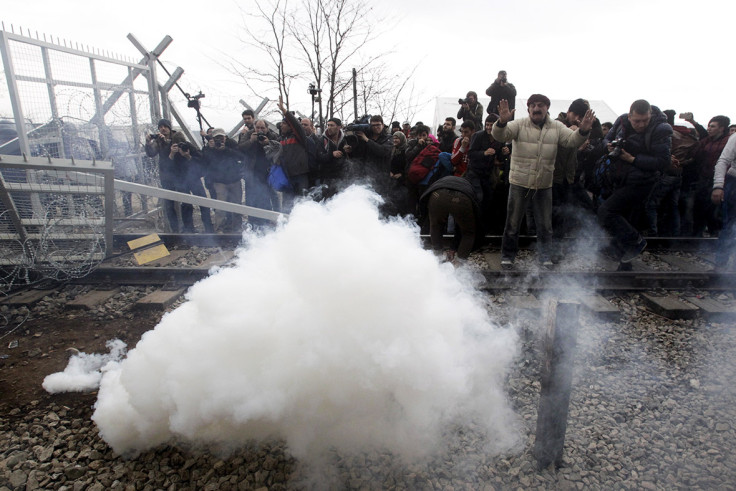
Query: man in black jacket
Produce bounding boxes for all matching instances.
[343,115,393,202]
[486,71,516,118]
[144,118,187,232]
[204,128,245,231]
[598,100,672,263]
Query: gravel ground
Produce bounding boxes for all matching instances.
[1,258,735,489]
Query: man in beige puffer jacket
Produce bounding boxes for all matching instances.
[492,94,595,268]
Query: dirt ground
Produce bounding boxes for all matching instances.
[0,307,159,412]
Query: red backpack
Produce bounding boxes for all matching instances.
[407,144,441,184]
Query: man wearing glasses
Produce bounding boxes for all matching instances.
[343,115,393,204]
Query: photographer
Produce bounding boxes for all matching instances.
[242,119,279,221]
[342,115,393,204]
[315,117,347,199]
[456,91,484,131]
[486,70,517,118]
[144,118,187,232]
[169,141,214,233]
[203,128,245,232]
[598,100,672,264]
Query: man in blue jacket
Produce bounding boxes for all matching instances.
[598,100,672,263]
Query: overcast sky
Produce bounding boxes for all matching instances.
[2,0,734,132]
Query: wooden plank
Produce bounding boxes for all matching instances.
[533,300,579,469]
[641,293,699,320]
[2,289,55,306]
[66,288,120,310]
[578,295,620,321]
[684,296,736,322]
[134,288,185,311]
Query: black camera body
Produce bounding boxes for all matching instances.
[608,138,625,158]
[178,141,191,153]
[458,98,470,105]
[345,115,372,134]
[257,133,268,142]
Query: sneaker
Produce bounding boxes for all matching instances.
[500,258,514,270]
[621,239,647,263]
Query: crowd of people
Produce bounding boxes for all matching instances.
[143,74,736,270]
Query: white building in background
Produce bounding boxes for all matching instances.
[431,97,620,133]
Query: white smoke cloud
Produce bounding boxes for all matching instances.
[42,339,127,393]
[91,186,521,461]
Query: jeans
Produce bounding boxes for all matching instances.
[502,184,552,261]
[213,180,243,231]
[645,174,681,236]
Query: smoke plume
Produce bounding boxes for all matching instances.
[91,186,520,461]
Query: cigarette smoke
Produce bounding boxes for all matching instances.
[91,186,520,461]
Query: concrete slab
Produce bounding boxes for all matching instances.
[66,289,120,310]
[2,289,55,306]
[579,295,620,321]
[134,288,186,311]
[684,296,736,322]
[641,293,699,320]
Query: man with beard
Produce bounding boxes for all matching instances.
[316,117,346,199]
[598,100,672,264]
[492,94,595,268]
[438,117,458,153]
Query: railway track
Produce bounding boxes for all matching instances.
[2,234,734,321]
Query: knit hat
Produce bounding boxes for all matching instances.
[568,98,590,117]
[527,94,551,108]
[157,118,172,130]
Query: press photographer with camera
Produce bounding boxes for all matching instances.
[144,118,187,232]
[167,141,214,233]
[456,91,484,132]
[598,100,672,264]
[486,70,517,118]
[203,128,246,232]
[342,115,393,203]
[241,119,279,220]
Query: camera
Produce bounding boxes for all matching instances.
[307,83,321,97]
[345,115,372,134]
[178,141,191,153]
[608,138,625,158]
[458,98,469,105]
[344,115,372,147]
[257,132,268,142]
[148,133,161,140]
[186,91,205,110]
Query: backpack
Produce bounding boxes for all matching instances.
[419,152,453,186]
[407,144,441,184]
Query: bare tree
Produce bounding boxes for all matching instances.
[229,0,300,108]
